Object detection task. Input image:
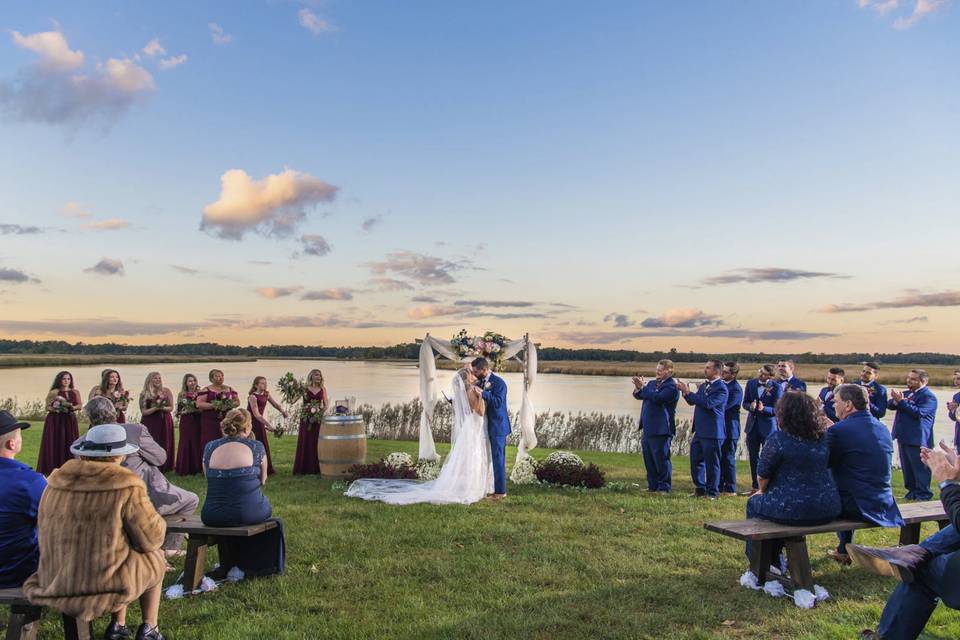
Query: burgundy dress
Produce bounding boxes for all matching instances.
[92,389,127,423]
[250,393,276,475]
[293,388,324,475]
[176,394,203,475]
[199,388,235,454]
[36,389,81,476]
[141,394,175,472]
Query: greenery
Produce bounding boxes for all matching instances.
[5,425,958,639]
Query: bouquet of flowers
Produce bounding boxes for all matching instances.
[211,390,239,413]
[178,391,199,415]
[111,389,131,411]
[509,453,540,485]
[150,393,169,410]
[50,396,73,414]
[301,398,325,427]
[384,451,415,470]
[276,373,306,406]
[450,329,510,371]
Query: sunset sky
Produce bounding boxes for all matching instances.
[1,1,958,353]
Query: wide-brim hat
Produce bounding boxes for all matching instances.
[70,423,139,457]
[0,410,30,437]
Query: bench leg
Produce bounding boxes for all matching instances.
[182,535,209,592]
[899,523,922,546]
[784,537,814,591]
[6,605,42,640]
[749,539,775,583]
[61,615,94,640]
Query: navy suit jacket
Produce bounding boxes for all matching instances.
[780,376,807,393]
[951,391,960,449]
[889,386,937,447]
[861,381,888,420]
[819,386,840,423]
[723,380,743,442]
[480,373,511,438]
[684,378,728,440]
[742,378,781,438]
[633,377,679,438]
[827,410,903,527]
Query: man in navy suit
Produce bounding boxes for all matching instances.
[742,364,782,496]
[472,357,510,499]
[632,359,679,493]
[677,359,728,499]
[889,369,938,501]
[777,359,807,393]
[818,367,845,424]
[948,369,960,454]
[860,362,888,420]
[720,361,743,497]
[827,384,904,564]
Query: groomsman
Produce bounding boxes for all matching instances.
[949,369,960,453]
[742,364,782,495]
[720,362,743,497]
[632,359,680,493]
[859,362,888,420]
[889,369,938,501]
[818,367,845,423]
[777,359,807,393]
[677,359,728,499]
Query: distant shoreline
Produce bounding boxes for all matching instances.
[0,354,257,369]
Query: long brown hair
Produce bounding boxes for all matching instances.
[249,376,267,396]
[50,371,74,391]
[181,373,199,394]
[98,369,123,395]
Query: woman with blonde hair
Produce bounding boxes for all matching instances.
[247,376,287,475]
[24,423,167,640]
[139,372,175,472]
[293,369,327,475]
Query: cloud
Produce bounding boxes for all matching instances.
[0,268,39,284]
[366,251,466,286]
[640,308,722,328]
[208,23,232,45]
[170,265,200,275]
[1,30,155,130]
[455,300,535,308]
[461,311,549,320]
[81,218,130,230]
[884,316,929,324]
[859,0,900,14]
[370,277,414,292]
[0,224,42,235]
[408,305,462,320]
[702,268,846,286]
[298,8,335,35]
[256,286,303,299]
[412,295,440,303]
[299,234,332,256]
[548,328,837,345]
[819,290,960,313]
[84,258,124,276]
[894,0,948,29]
[158,55,187,70]
[0,317,201,336]
[603,312,635,328]
[61,201,92,218]
[201,168,339,240]
[142,38,166,57]
[302,288,354,301]
[360,215,383,233]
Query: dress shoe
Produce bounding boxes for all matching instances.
[827,549,851,566]
[135,624,164,640]
[859,630,881,640]
[720,492,738,497]
[104,621,132,640]
[847,544,932,584]
[688,489,706,498]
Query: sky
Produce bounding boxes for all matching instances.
[0,0,958,353]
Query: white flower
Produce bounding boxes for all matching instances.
[415,457,442,481]
[509,454,539,485]
[544,451,584,469]
[385,451,414,469]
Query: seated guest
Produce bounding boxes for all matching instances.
[854,444,960,640]
[0,410,46,588]
[889,369,938,501]
[24,424,166,640]
[776,359,807,393]
[860,361,888,420]
[745,392,841,566]
[827,384,904,565]
[818,367,845,423]
[632,359,679,493]
[202,408,285,578]
[742,364,783,496]
[83,397,198,559]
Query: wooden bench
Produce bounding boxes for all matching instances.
[0,588,94,640]
[705,500,950,592]
[164,515,279,591]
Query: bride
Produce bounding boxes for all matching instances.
[345,368,493,505]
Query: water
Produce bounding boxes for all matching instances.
[3,359,957,445]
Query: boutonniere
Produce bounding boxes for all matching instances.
[484,382,492,390]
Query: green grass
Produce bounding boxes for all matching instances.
[7,425,958,639]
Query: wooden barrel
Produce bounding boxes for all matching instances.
[318,415,367,478]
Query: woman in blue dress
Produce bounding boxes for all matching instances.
[746,391,841,567]
[202,408,284,578]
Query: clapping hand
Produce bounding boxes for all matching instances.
[948,400,959,413]
[891,389,904,403]
[754,400,764,412]
[676,380,689,395]
[921,442,960,483]
[632,376,645,390]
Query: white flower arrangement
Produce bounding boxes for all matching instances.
[384,451,415,470]
[415,457,442,481]
[509,453,539,485]
[543,450,584,469]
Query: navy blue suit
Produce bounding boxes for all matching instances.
[684,378,728,497]
[780,376,807,393]
[0,457,46,588]
[480,373,510,495]
[862,380,888,420]
[720,380,743,494]
[949,391,960,453]
[742,378,782,490]
[634,377,679,492]
[818,386,840,424]
[826,409,904,553]
[890,386,938,501]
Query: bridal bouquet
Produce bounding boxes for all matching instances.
[211,390,239,413]
[451,329,510,371]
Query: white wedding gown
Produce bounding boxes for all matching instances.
[345,376,493,505]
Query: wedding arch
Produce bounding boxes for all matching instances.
[416,332,538,464]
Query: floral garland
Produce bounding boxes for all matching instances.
[450,329,510,371]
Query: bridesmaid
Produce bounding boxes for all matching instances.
[293,369,327,475]
[175,373,203,475]
[88,369,131,423]
[196,369,238,453]
[139,371,175,472]
[248,376,288,475]
[37,371,81,475]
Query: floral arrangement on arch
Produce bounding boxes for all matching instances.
[451,330,510,371]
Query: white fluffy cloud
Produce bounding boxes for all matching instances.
[201,168,339,240]
[256,286,303,299]
[299,234,332,256]
[158,54,188,70]
[82,218,130,231]
[208,23,232,45]
[84,258,124,276]
[408,305,462,320]
[11,30,84,72]
[298,8,335,35]
[142,38,166,57]
[61,201,92,218]
[894,0,948,29]
[640,308,722,328]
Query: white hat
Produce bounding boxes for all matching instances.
[70,423,140,457]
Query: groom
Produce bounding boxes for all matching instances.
[472,357,509,500]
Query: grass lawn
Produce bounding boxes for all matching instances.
[6,424,957,640]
